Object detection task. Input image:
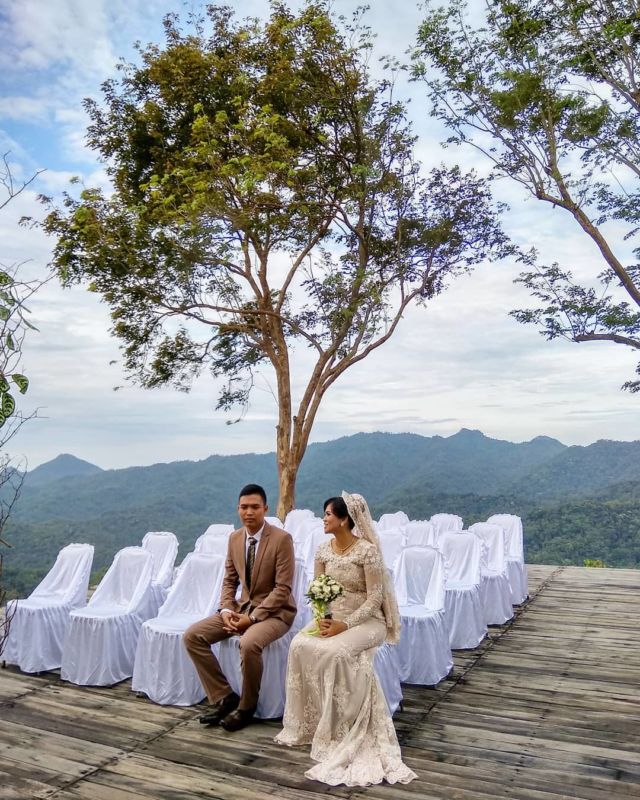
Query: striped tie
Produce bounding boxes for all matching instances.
[246,536,257,587]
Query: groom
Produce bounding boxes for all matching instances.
[183,483,297,731]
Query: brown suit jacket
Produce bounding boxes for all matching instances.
[218,523,297,628]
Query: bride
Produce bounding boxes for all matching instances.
[275,492,416,786]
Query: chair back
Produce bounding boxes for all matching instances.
[296,521,327,577]
[89,546,153,612]
[394,546,445,611]
[405,521,436,548]
[202,523,234,537]
[265,516,284,529]
[377,511,409,531]
[378,528,406,574]
[291,558,312,631]
[30,543,94,607]
[159,552,225,618]
[469,523,508,576]
[439,531,482,589]
[194,533,230,556]
[487,514,524,561]
[284,509,316,536]
[142,531,179,588]
[429,513,464,536]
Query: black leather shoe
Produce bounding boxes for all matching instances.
[219,707,256,732]
[198,692,240,725]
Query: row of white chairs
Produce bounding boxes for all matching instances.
[5,510,527,716]
[4,535,402,719]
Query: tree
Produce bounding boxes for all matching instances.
[42,2,507,517]
[414,0,640,388]
[0,153,39,655]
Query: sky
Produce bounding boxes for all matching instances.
[0,0,638,471]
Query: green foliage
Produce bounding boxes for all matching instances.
[4,430,640,597]
[414,0,640,389]
[584,559,606,568]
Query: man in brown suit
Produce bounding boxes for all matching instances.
[183,484,296,731]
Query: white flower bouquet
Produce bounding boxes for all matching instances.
[305,573,344,635]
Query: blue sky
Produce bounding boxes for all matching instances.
[1,0,638,470]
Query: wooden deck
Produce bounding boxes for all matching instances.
[1,564,639,800]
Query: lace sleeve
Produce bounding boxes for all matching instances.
[344,545,385,629]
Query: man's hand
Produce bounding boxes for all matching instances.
[221,610,239,633]
[319,619,347,638]
[232,613,253,634]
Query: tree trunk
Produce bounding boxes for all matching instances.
[275,457,297,521]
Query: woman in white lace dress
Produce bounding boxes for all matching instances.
[275,492,416,787]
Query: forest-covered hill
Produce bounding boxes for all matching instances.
[3,429,639,596]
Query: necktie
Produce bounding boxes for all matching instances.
[246,536,257,587]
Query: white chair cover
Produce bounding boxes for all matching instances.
[439,531,487,650]
[294,519,327,580]
[283,509,316,537]
[194,533,230,556]
[373,643,403,714]
[4,543,94,673]
[265,516,284,529]
[61,546,154,686]
[216,559,310,718]
[203,523,234,537]
[486,514,528,604]
[377,511,409,531]
[405,521,437,548]
[132,552,226,705]
[469,523,513,626]
[430,513,464,538]
[142,531,179,612]
[378,529,407,574]
[394,546,452,685]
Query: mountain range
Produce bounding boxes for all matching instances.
[3,428,639,596]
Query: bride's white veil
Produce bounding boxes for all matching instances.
[341,491,401,645]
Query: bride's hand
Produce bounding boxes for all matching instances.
[319,619,348,637]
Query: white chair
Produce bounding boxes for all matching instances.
[378,529,406,575]
[194,533,230,556]
[61,546,154,686]
[486,514,528,604]
[439,531,487,650]
[374,643,403,714]
[216,559,310,718]
[377,511,409,531]
[202,523,234,537]
[294,519,327,580]
[142,531,179,612]
[429,513,464,540]
[469,523,513,626]
[132,552,226,705]
[394,546,452,685]
[405,521,437,547]
[4,543,94,673]
[265,516,284,529]
[283,509,316,537]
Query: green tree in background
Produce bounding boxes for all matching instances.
[41,1,507,517]
[414,0,640,388]
[0,153,40,652]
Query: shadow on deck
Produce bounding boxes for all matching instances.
[1,564,639,800]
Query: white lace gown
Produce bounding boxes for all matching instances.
[275,538,417,786]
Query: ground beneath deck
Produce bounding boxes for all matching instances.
[1,564,639,800]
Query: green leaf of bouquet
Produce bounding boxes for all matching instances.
[0,376,9,393]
